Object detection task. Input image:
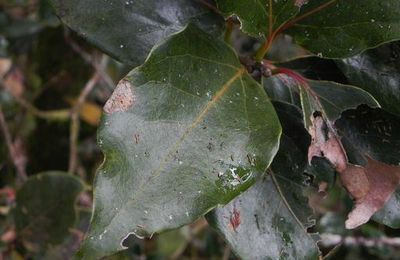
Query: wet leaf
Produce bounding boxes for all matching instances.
[14,172,84,253]
[336,106,400,228]
[207,102,319,260]
[78,24,281,259]
[50,0,223,66]
[338,41,400,116]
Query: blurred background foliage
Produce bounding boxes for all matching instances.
[0,0,399,259]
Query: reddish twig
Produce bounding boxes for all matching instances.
[255,0,337,60]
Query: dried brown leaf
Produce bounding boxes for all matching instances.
[344,157,400,229]
[307,115,400,229]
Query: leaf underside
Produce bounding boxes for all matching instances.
[77,24,281,259]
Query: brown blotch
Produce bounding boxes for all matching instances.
[104,80,135,114]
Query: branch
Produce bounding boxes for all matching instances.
[321,233,400,248]
[0,106,27,184]
[68,72,101,174]
[64,29,115,90]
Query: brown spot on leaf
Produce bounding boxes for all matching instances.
[104,80,135,114]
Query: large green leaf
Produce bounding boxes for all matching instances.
[288,1,400,58]
[78,24,281,259]
[14,172,84,253]
[335,106,400,228]
[338,41,400,116]
[215,0,299,37]
[216,0,400,58]
[207,102,319,260]
[50,0,223,66]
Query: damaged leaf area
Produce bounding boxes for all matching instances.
[103,80,135,114]
[207,102,319,260]
[336,106,400,228]
[308,106,400,229]
[77,25,281,259]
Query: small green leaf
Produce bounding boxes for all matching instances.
[299,80,379,129]
[336,106,400,228]
[14,171,84,253]
[50,0,223,66]
[338,41,400,116]
[207,102,319,260]
[78,24,281,259]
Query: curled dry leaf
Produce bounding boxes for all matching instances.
[308,114,400,229]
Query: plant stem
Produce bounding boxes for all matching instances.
[0,106,27,184]
[255,0,337,61]
[68,72,101,175]
[224,18,234,44]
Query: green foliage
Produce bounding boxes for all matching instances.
[2,0,400,259]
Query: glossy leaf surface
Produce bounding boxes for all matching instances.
[288,0,400,58]
[78,24,281,259]
[50,0,223,66]
[207,102,319,260]
[339,41,400,116]
[216,0,400,58]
